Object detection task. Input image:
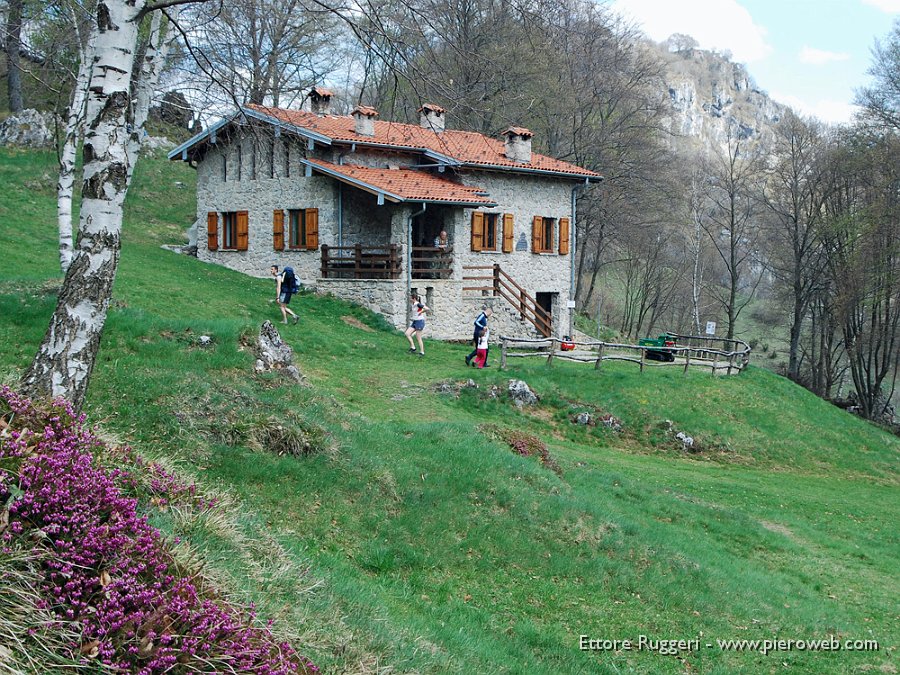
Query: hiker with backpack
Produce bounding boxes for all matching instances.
[271,265,300,324]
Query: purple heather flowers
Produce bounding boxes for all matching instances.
[0,386,317,674]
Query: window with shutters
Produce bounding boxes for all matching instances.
[531,216,555,253]
[288,209,306,249]
[502,214,514,253]
[558,217,570,255]
[220,211,248,251]
[222,212,238,249]
[483,213,499,251]
[287,208,320,250]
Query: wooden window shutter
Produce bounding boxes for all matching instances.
[531,216,542,253]
[273,210,285,251]
[305,208,319,250]
[471,211,485,252]
[207,212,219,251]
[502,214,514,253]
[236,211,249,251]
[559,217,570,255]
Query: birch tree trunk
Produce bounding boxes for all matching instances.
[22,0,145,411]
[691,209,703,335]
[57,30,95,274]
[126,8,178,186]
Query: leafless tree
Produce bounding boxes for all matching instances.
[178,0,338,110]
[698,129,766,340]
[820,130,900,419]
[855,19,900,133]
[763,111,828,382]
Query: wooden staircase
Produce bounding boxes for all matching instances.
[463,264,552,337]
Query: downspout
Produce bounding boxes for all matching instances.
[407,203,427,322]
[337,152,345,247]
[337,183,343,247]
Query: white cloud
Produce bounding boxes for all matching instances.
[799,46,851,65]
[861,0,900,13]
[770,91,859,124]
[610,0,772,62]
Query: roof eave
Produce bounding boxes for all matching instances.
[167,107,334,162]
[301,159,496,207]
[460,162,602,181]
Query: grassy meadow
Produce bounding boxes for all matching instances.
[0,148,897,674]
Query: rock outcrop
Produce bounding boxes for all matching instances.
[254,321,305,383]
[0,109,57,148]
[655,44,786,152]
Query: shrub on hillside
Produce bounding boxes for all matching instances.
[482,424,561,475]
[0,386,317,674]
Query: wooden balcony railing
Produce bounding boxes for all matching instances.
[320,244,401,279]
[412,246,453,279]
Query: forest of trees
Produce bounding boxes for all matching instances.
[2,0,899,421]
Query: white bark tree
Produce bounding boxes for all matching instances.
[23,0,196,411]
[57,16,94,273]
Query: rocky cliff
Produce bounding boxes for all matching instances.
[652,42,787,151]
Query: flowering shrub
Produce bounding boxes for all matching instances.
[0,387,316,674]
[481,425,562,475]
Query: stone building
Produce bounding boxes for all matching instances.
[169,90,601,340]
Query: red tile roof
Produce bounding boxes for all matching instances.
[304,158,497,206]
[418,103,446,114]
[247,104,599,179]
[309,86,334,98]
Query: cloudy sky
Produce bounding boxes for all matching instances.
[608,0,900,124]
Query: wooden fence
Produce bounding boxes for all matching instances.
[499,333,752,375]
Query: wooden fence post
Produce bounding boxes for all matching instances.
[389,244,399,279]
[547,337,556,366]
[501,338,507,370]
[321,245,329,278]
[639,347,645,373]
[683,347,691,374]
[595,343,604,370]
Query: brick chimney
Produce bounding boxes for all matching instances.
[309,86,334,116]
[502,127,533,163]
[351,105,378,136]
[418,103,446,133]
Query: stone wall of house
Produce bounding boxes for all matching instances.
[455,172,577,338]
[318,277,544,342]
[196,137,339,282]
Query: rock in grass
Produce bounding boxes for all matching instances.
[255,321,305,383]
[508,379,538,408]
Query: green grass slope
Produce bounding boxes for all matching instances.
[1,149,897,674]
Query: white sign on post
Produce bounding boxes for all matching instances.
[566,300,576,309]
[705,321,717,335]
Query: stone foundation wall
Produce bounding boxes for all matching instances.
[316,278,544,342]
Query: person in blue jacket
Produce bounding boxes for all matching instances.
[465,307,492,366]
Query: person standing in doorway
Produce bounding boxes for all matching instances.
[466,307,492,366]
[271,265,299,325]
[405,292,429,356]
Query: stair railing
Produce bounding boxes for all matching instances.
[462,264,552,336]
